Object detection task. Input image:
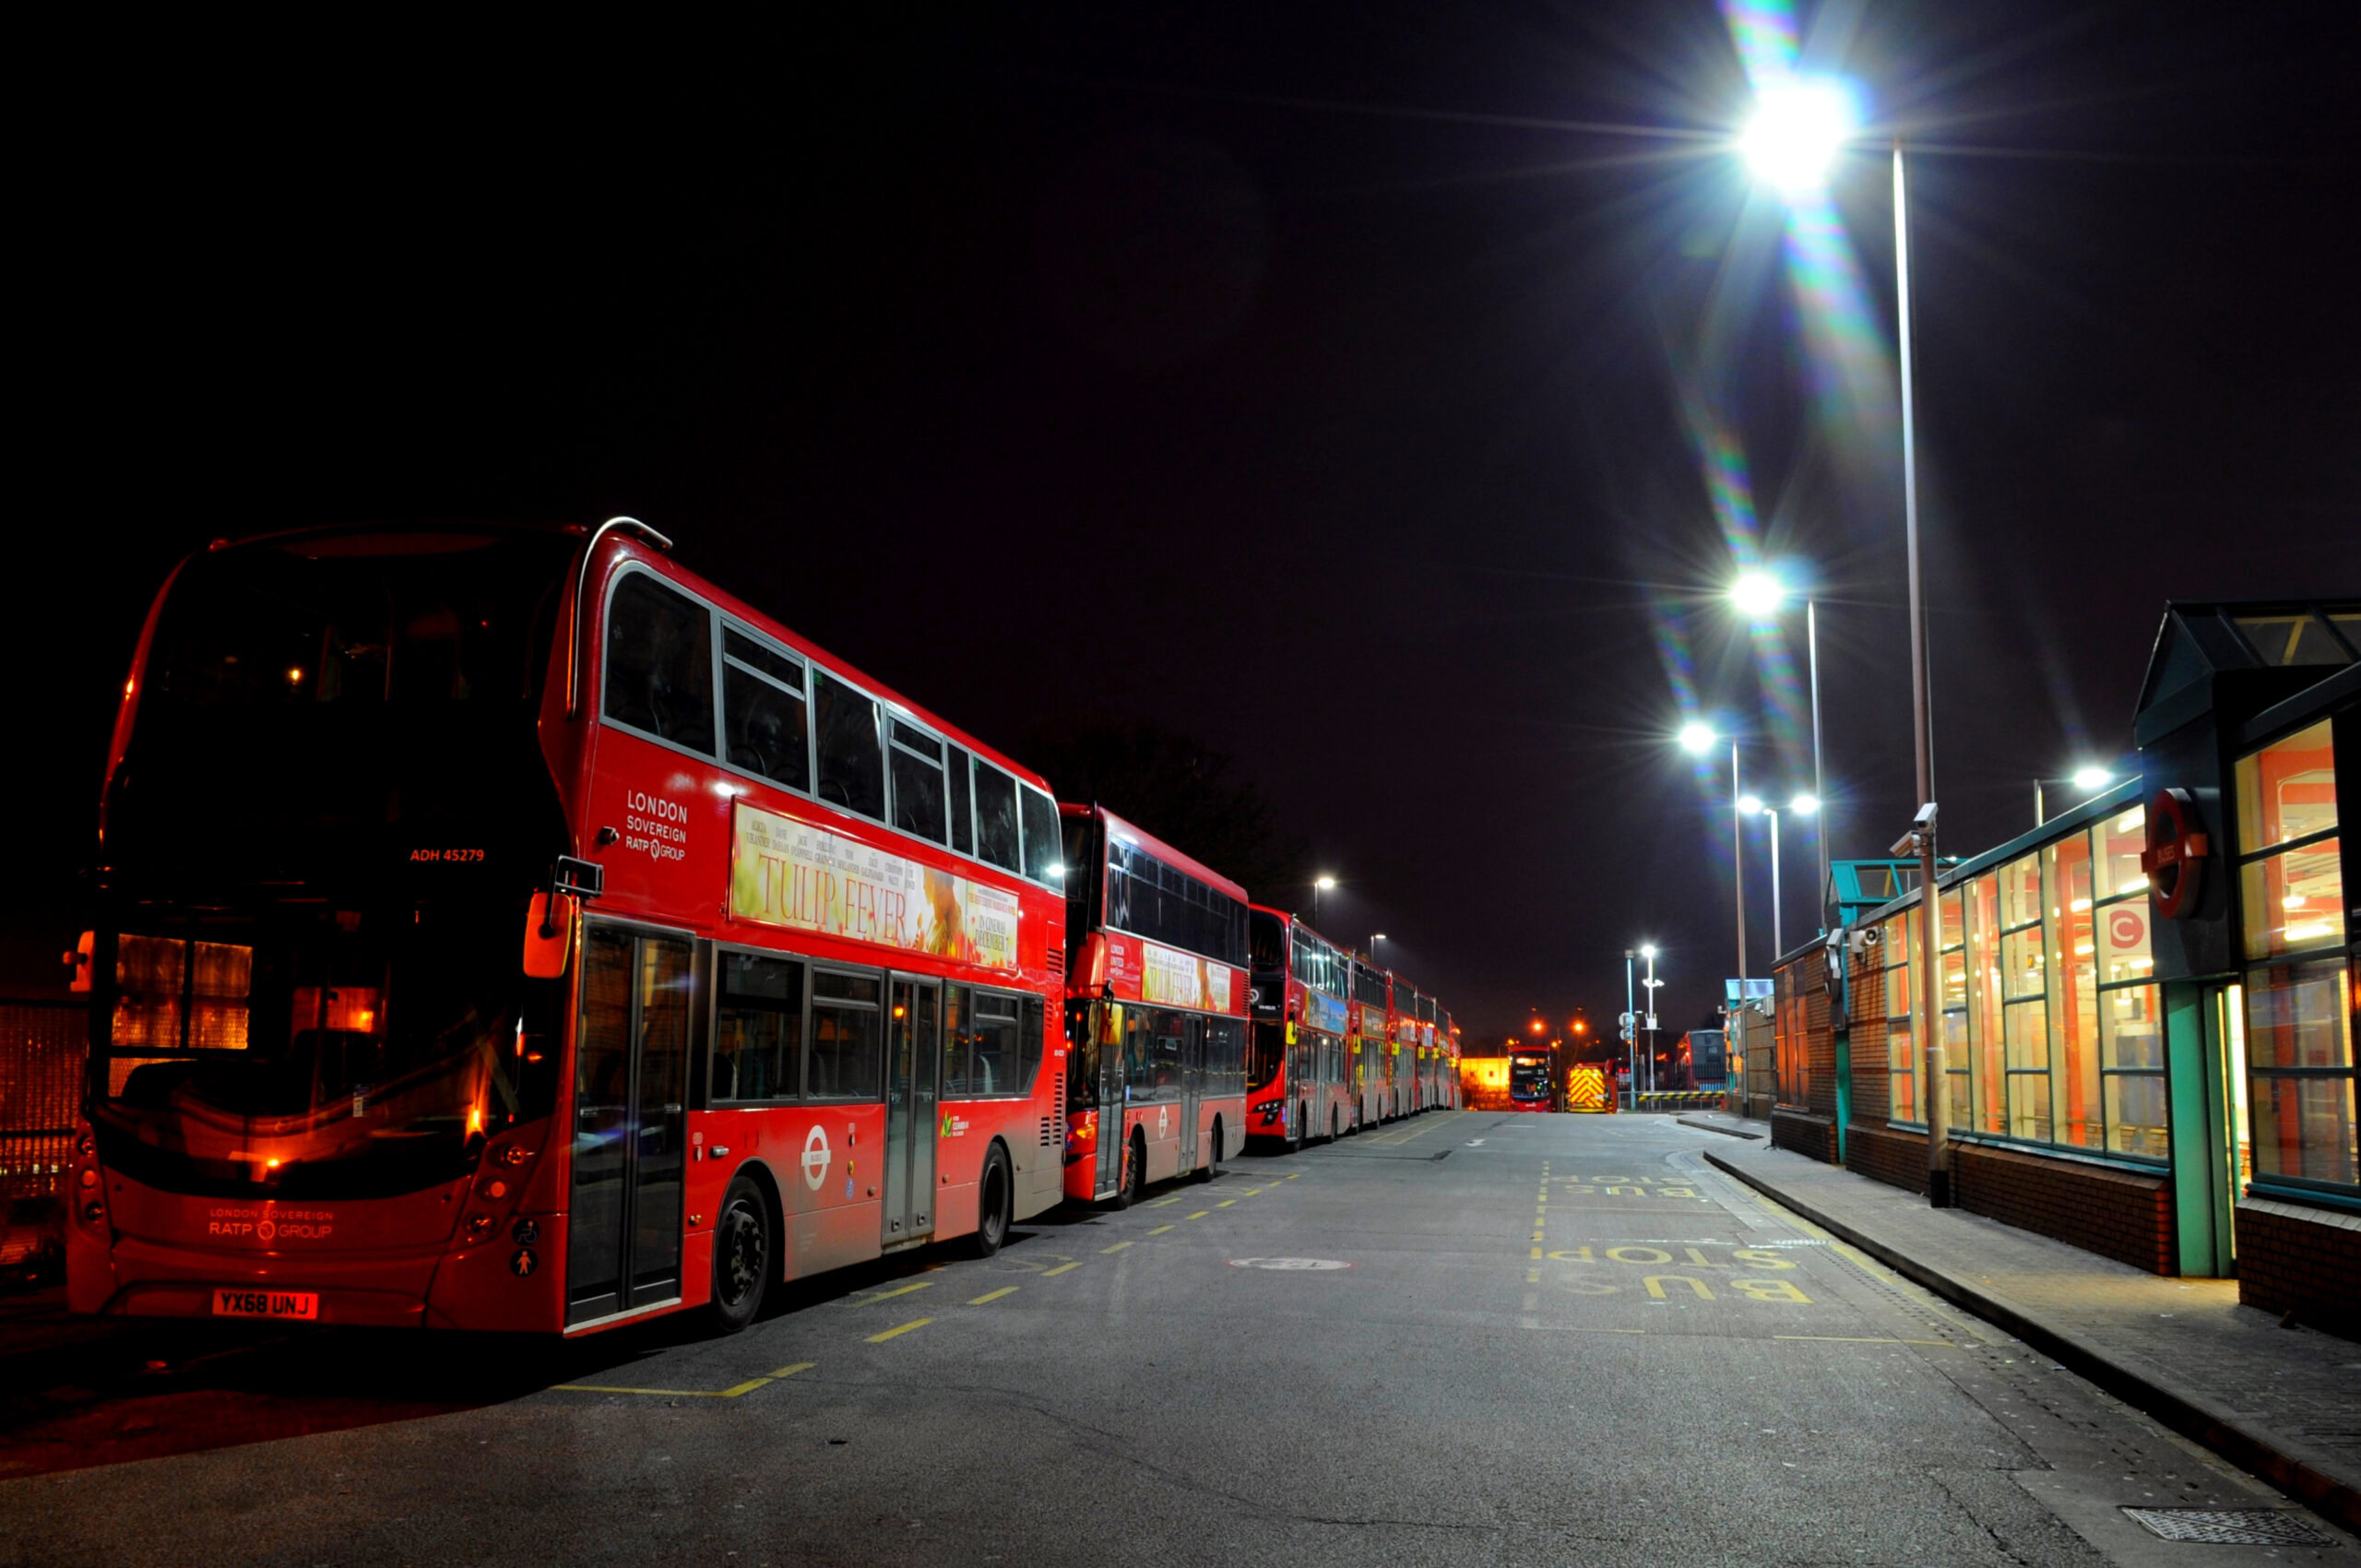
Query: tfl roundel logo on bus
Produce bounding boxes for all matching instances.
[801,1125,832,1191]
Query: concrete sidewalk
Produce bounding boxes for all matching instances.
[1696,1137,2361,1535]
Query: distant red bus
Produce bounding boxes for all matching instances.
[70,519,1068,1336]
[1442,1013,1460,1108]
[1058,806,1250,1203]
[1509,1050,1554,1111]
[1245,908,1353,1147]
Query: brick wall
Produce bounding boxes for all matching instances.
[1771,1109,1838,1164]
[2235,1198,2361,1340]
[1847,1122,1927,1194]
[1949,1142,2175,1275]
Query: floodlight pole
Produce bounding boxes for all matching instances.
[1809,598,1829,934]
[1730,738,1747,1009]
[1623,949,1637,1110]
[1895,139,1951,1207]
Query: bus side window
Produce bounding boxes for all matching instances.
[888,721,947,844]
[1019,995,1044,1094]
[971,992,1020,1095]
[945,746,975,856]
[942,986,971,1098]
[813,671,885,821]
[1019,785,1061,885]
[720,628,810,792]
[972,761,1020,872]
[604,573,715,754]
[808,969,883,1099]
[714,951,804,1102]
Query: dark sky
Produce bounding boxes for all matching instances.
[17,4,2358,1041]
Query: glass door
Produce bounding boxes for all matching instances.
[1097,1004,1128,1196]
[884,977,940,1246]
[1178,1016,1203,1172]
[566,924,691,1326]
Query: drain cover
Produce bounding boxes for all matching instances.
[2120,1508,2332,1545]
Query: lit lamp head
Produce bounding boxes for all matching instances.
[1677,721,1717,755]
[2070,766,2112,793]
[1789,792,1821,814]
[1639,944,1657,960]
[1728,569,1786,619]
[1314,874,1336,891]
[1738,75,1861,196]
[1738,794,1766,816]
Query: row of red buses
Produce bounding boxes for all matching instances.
[65,518,1456,1337]
[1243,908,1458,1147]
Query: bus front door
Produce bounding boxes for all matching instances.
[1179,1016,1203,1175]
[883,977,940,1249]
[1097,1004,1128,1197]
[566,924,691,1328]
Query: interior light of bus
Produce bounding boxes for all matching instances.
[468,1107,485,1135]
[286,667,303,684]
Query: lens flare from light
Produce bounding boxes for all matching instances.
[1738,794,1765,815]
[1739,76,1860,195]
[1789,792,1820,814]
[2070,766,2112,792]
[1678,721,1717,755]
[1730,569,1786,618]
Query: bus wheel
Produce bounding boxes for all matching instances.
[709,1174,771,1335]
[1328,1105,1339,1143]
[970,1146,1013,1257]
[1125,1132,1146,1205]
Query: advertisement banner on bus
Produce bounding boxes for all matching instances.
[1301,989,1348,1036]
[729,802,1019,969]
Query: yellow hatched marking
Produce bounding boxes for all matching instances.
[1100,1241,1133,1253]
[848,1279,933,1305]
[866,1317,933,1343]
[1041,1262,1082,1277]
[967,1288,1018,1305]
[1148,1224,1176,1235]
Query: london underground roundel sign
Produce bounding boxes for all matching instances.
[2138,788,2209,920]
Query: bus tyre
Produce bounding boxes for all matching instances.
[1125,1132,1146,1206]
[709,1173,771,1335]
[1201,1120,1223,1180]
[1328,1105,1339,1143]
[970,1145,1013,1257]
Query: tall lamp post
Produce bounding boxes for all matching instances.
[1738,791,1821,962]
[1730,569,1831,934]
[1311,874,1336,929]
[1741,79,1950,1204]
[1641,945,1663,1097]
[1622,948,1639,1109]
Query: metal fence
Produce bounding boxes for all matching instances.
[2,999,86,1269]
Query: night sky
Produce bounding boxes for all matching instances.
[16,4,2357,1042]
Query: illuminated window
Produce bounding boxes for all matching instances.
[1882,909,1919,1125]
[2236,719,2354,1192]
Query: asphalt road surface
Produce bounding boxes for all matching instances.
[3,1111,2346,1566]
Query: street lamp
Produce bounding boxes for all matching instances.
[1641,946,1665,1099]
[2033,766,2114,827]
[1727,567,1832,936]
[1738,792,1821,960]
[1741,73,1948,1204]
[1312,874,1336,928]
[1678,722,1747,1018]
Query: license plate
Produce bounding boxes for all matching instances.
[211,1288,319,1321]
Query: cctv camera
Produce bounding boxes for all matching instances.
[1913,802,1939,828]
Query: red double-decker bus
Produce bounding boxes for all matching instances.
[1350,957,1399,1123]
[68,518,1070,1336]
[1057,806,1250,1203]
[1245,908,1353,1147]
[1441,1013,1461,1108]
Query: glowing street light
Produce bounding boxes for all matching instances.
[1729,569,1787,618]
[2034,766,2118,827]
[1677,720,1716,755]
[1738,76,1860,195]
[1789,792,1821,815]
[1312,873,1336,927]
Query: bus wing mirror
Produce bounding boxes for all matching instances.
[524,893,572,979]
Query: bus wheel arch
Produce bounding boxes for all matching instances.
[971,1141,1014,1256]
[709,1167,777,1335]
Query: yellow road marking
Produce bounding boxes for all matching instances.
[1148,1224,1175,1235]
[1287,1172,1302,1180]
[967,1288,1018,1304]
[1216,1199,1236,1208]
[1530,1246,1543,1260]
[867,1317,933,1343]
[553,1360,813,1398]
[1100,1241,1133,1253]
[848,1279,933,1305]
[1041,1262,1082,1277]
[1241,1187,1263,1195]
[1146,1196,1184,1207]
[1774,1335,1963,1348]
[1186,1210,1210,1220]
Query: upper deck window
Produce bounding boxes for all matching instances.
[889,720,948,844]
[974,763,1021,873]
[1020,786,1062,886]
[813,671,886,821]
[720,627,809,793]
[603,572,715,755]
